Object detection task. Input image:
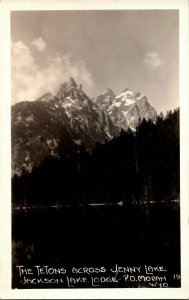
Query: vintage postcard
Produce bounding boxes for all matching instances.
[0,0,189,298]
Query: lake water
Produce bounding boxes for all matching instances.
[12,201,180,288]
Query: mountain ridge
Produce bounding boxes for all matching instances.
[12,77,157,175]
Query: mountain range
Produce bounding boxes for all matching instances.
[11,77,157,175]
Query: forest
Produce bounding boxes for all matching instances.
[12,108,179,208]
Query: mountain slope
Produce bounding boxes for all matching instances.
[12,78,118,175]
[12,78,157,175]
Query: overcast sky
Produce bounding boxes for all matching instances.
[11,10,179,113]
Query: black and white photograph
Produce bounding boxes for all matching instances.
[0,0,189,298]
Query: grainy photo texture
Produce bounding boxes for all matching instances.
[11,10,180,289]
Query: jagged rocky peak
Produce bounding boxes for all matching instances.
[57,77,76,98]
[93,86,157,131]
[122,87,131,94]
[95,87,115,99]
[69,76,78,88]
[102,88,116,97]
[59,76,78,91]
[56,77,88,101]
[94,88,116,110]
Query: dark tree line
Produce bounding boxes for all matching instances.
[12,108,179,207]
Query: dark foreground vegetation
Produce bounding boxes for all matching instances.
[12,109,179,207]
[12,109,180,288]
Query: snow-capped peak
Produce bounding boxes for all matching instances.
[110,88,136,108]
[95,87,157,131]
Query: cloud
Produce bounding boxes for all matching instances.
[144,51,162,68]
[11,40,93,104]
[12,41,35,69]
[31,37,46,52]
